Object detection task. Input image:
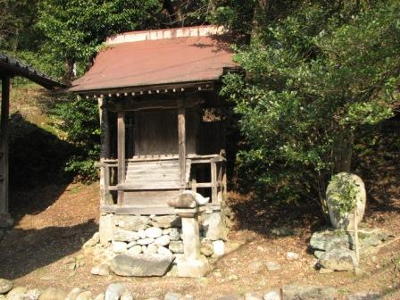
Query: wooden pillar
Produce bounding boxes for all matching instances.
[98,97,111,205]
[117,111,125,204]
[178,99,186,190]
[0,77,10,217]
[211,158,217,203]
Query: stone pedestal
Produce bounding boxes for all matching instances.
[169,195,210,278]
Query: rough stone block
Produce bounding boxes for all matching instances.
[202,213,227,241]
[110,254,174,277]
[177,256,210,278]
[113,229,139,242]
[169,241,184,254]
[282,285,337,300]
[115,216,149,231]
[151,215,181,228]
[99,214,114,246]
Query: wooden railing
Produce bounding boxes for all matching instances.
[97,154,226,209]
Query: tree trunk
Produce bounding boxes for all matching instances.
[333,129,354,173]
[64,59,76,82]
[251,0,269,38]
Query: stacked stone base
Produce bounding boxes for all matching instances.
[94,208,227,276]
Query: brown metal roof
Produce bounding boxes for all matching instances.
[0,54,66,90]
[70,26,237,94]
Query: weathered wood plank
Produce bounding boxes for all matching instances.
[101,205,176,215]
[125,190,181,206]
[102,153,224,163]
[117,111,126,204]
[117,182,182,190]
[101,202,222,215]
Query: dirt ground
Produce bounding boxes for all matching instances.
[0,181,399,299]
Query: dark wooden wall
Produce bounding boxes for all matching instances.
[133,108,199,156]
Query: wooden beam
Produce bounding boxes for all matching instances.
[117,111,126,204]
[101,205,176,215]
[177,99,186,190]
[106,98,203,112]
[76,80,215,98]
[0,77,10,216]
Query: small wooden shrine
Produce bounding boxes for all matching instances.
[70,26,237,216]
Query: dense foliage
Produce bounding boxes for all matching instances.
[221,0,400,209]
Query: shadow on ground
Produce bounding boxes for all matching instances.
[8,113,75,223]
[0,219,97,280]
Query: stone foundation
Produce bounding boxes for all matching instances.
[97,208,227,273]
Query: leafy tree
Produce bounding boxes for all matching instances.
[221,0,400,211]
[37,0,164,81]
[51,96,100,181]
[0,0,41,51]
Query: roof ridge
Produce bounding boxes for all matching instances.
[105,25,226,46]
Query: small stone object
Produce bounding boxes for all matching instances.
[169,228,180,241]
[158,246,173,257]
[138,230,147,239]
[26,289,41,300]
[155,235,170,247]
[244,292,263,300]
[282,285,337,300]
[0,278,13,294]
[266,261,281,271]
[163,228,172,235]
[326,173,366,230]
[94,293,104,300]
[286,252,299,260]
[200,240,214,257]
[127,245,142,256]
[263,290,281,300]
[83,232,100,248]
[346,292,380,300]
[270,227,294,237]
[112,241,128,253]
[145,227,163,239]
[105,283,129,300]
[66,288,84,300]
[169,241,184,254]
[91,264,110,276]
[99,214,114,245]
[110,254,174,277]
[248,261,265,274]
[115,215,149,231]
[202,213,227,241]
[318,248,357,271]
[164,292,182,300]
[151,216,181,228]
[7,286,28,300]
[120,291,134,300]
[143,244,159,255]
[113,229,139,242]
[76,291,93,300]
[168,191,196,208]
[38,287,67,300]
[177,254,210,278]
[213,240,225,256]
[137,238,155,246]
